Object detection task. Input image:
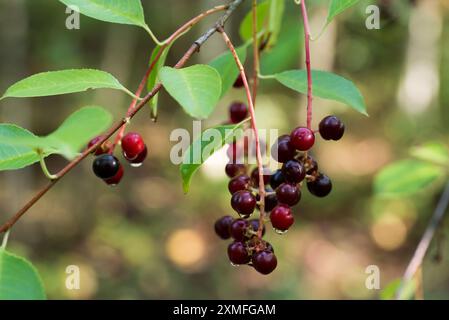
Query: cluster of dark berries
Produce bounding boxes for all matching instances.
[214,103,345,274]
[88,132,148,185]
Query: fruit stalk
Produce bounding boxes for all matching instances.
[0,0,245,234]
[251,0,260,105]
[300,0,313,129]
[219,29,266,239]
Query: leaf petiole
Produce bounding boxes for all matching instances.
[38,150,58,180]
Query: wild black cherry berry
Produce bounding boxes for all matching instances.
[270,204,294,231]
[92,154,121,179]
[282,160,306,183]
[290,127,315,151]
[252,250,277,275]
[250,167,271,187]
[228,175,250,194]
[121,132,146,161]
[228,241,250,265]
[270,169,285,190]
[229,102,248,124]
[303,155,318,175]
[88,135,111,155]
[276,183,301,206]
[319,115,345,141]
[129,145,147,167]
[214,215,234,239]
[271,135,295,163]
[225,163,246,178]
[265,193,278,212]
[230,219,250,241]
[307,174,332,197]
[249,219,266,237]
[104,164,124,186]
[231,190,257,217]
[233,75,245,88]
[265,242,275,253]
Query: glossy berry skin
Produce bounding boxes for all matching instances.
[265,242,275,253]
[129,145,147,165]
[265,194,279,212]
[319,115,345,141]
[233,75,245,88]
[252,250,277,275]
[230,219,250,241]
[270,204,294,231]
[276,183,301,206]
[290,127,315,151]
[214,216,234,239]
[121,132,146,161]
[270,169,285,190]
[229,102,248,124]
[225,163,246,178]
[249,219,266,237]
[271,135,296,163]
[88,135,111,156]
[228,175,250,194]
[307,174,332,197]
[250,167,271,187]
[92,154,121,179]
[231,190,257,217]
[104,164,124,186]
[282,160,306,183]
[228,241,250,265]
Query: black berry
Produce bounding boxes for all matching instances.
[230,219,250,241]
[271,135,295,163]
[233,75,245,88]
[252,250,277,275]
[225,163,246,178]
[319,115,345,141]
[92,154,120,179]
[250,167,271,187]
[228,241,250,265]
[249,219,265,236]
[276,183,301,206]
[228,175,250,194]
[104,164,124,186]
[282,160,306,183]
[307,174,332,197]
[214,216,234,239]
[231,190,257,217]
[270,169,285,190]
[229,102,248,124]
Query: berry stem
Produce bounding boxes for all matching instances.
[251,0,260,105]
[0,0,244,234]
[219,29,266,239]
[111,4,229,151]
[300,0,313,129]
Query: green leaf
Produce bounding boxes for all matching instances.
[0,249,46,300]
[159,65,222,119]
[209,44,248,97]
[59,0,148,29]
[267,0,285,47]
[327,0,360,23]
[374,160,447,198]
[274,69,368,115]
[380,278,415,300]
[0,125,43,171]
[0,106,113,171]
[180,122,246,194]
[410,142,449,167]
[1,69,135,100]
[239,0,270,42]
[147,44,173,119]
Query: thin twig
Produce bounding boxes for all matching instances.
[0,0,245,234]
[219,29,266,239]
[299,0,313,129]
[396,181,449,299]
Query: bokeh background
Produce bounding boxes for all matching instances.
[1,0,449,299]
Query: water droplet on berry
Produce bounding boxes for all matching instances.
[274,228,288,235]
[130,162,143,168]
[238,213,250,219]
[230,262,239,267]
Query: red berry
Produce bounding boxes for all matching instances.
[319,115,345,141]
[92,154,121,179]
[230,219,250,241]
[231,190,257,217]
[214,216,234,239]
[228,241,250,265]
[290,127,315,151]
[129,145,147,167]
[271,135,295,163]
[307,174,332,197]
[229,102,248,124]
[276,183,301,206]
[104,164,124,186]
[121,132,146,161]
[282,160,306,183]
[225,163,246,178]
[228,175,250,194]
[88,135,111,155]
[270,204,294,231]
[252,250,277,275]
[250,167,271,187]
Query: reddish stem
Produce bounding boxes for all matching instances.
[251,0,259,105]
[219,29,266,239]
[300,0,313,129]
